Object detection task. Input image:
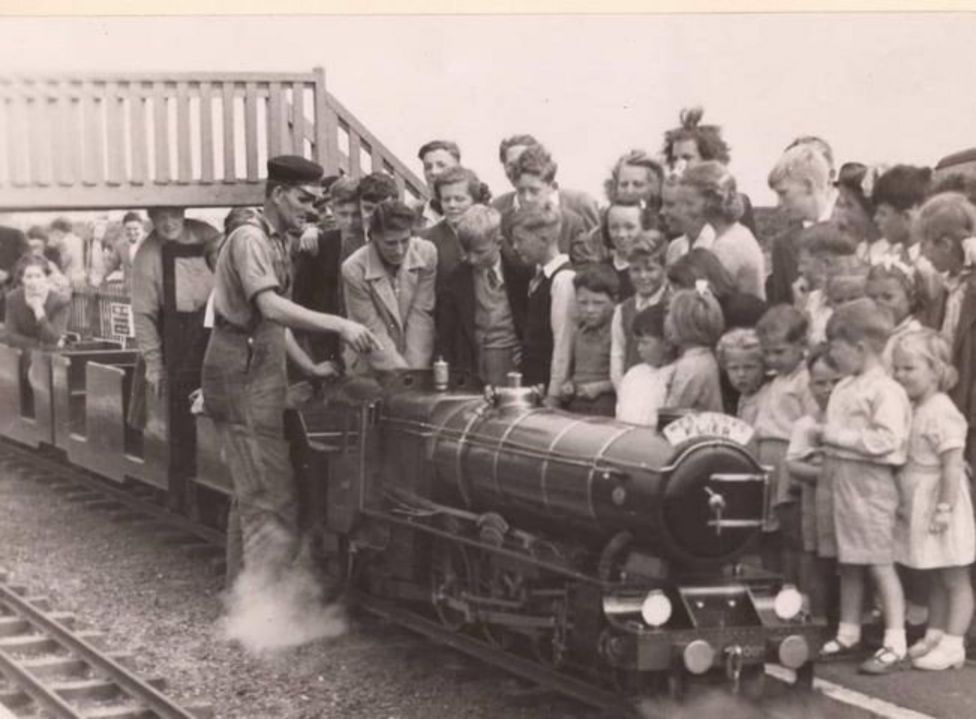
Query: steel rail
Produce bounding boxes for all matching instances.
[0,439,225,548]
[351,591,649,719]
[0,579,199,718]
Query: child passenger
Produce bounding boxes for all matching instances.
[891,329,975,670]
[609,232,669,390]
[615,304,675,427]
[716,328,766,425]
[559,264,618,416]
[754,305,819,582]
[786,344,844,623]
[817,298,912,675]
[663,284,725,412]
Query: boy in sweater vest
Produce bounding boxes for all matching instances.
[560,263,619,416]
[509,202,576,407]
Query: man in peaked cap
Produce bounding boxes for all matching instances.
[202,154,378,596]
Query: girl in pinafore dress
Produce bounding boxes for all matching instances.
[817,298,912,675]
[891,329,975,671]
[864,260,923,373]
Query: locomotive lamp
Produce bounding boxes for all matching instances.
[773,584,804,621]
[640,590,672,627]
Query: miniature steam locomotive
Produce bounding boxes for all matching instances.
[307,369,823,701]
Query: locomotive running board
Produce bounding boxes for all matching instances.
[351,591,650,718]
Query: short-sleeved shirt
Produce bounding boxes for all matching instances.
[824,365,911,465]
[213,214,291,330]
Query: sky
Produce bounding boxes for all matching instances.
[1,13,975,211]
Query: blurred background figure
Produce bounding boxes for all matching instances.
[90,211,147,289]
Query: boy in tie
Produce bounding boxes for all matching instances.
[436,205,532,386]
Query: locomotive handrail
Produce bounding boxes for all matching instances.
[385,413,642,473]
[0,68,428,210]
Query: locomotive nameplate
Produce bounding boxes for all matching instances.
[662,412,755,447]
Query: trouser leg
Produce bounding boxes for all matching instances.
[219,420,299,578]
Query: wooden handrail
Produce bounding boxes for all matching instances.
[0,67,428,211]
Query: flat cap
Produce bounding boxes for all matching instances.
[268,155,324,196]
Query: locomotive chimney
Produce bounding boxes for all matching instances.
[492,372,540,411]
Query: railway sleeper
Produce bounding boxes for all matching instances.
[51,677,121,702]
[17,656,89,678]
[0,685,33,710]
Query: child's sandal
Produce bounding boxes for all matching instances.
[859,647,907,675]
[819,637,860,660]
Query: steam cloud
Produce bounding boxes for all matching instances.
[220,557,347,653]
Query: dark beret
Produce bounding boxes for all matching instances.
[268,155,324,195]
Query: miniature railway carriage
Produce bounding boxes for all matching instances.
[0,68,824,707]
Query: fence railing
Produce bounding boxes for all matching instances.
[67,284,135,346]
[0,68,427,211]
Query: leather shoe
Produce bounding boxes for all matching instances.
[820,636,860,660]
[859,647,906,675]
[913,640,965,671]
[907,634,942,660]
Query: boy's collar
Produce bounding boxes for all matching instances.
[540,253,569,278]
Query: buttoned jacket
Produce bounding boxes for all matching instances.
[341,236,437,372]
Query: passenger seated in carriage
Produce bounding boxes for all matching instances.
[1,255,70,350]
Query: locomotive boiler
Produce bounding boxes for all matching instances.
[315,370,823,701]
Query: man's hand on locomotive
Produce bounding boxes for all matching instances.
[308,360,341,380]
[340,320,381,354]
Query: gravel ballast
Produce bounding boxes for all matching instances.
[0,456,588,719]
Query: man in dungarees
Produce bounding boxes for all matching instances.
[203,155,378,586]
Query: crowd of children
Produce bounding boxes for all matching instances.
[365,113,976,677]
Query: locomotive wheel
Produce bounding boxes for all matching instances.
[471,555,518,649]
[430,540,472,631]
[531,602,568,668]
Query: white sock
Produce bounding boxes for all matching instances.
[884,628,907,656]
[923,628,945,644]
[941,634,965,652]
[838,622,861,646]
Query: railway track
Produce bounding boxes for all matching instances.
[0,569,210,719]
[0,441,224,562]
[0,438,843,719]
